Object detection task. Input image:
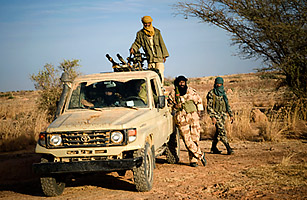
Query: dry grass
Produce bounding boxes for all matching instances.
[243,152,307,190]
[167,72,307,142]
[0,91,49,152]
[215,153,307,199]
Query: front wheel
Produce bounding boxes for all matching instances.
[133,142,154,192]
[165,127,180,164]
[40,158,66,197]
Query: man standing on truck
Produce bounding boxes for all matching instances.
[130,16,169,84]
[168,75,206,167]
[207,77,234,155]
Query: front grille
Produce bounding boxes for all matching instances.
[46,130,127,148]
[62,131,110,147]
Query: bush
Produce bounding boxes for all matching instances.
[30,59,80,121]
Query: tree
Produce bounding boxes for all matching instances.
[174,0,307,98]
[30,59,81,121]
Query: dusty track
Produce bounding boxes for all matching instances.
[0,140,306,200]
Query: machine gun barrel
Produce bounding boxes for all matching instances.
[106,54,119,66]
[116,53,127,65]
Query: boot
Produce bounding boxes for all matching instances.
[224,142,234,155]
[200,153,207,166]
[190,162,198,167]
[210,140,222,154]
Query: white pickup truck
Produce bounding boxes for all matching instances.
[33,70,180,196]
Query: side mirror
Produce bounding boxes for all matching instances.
[157,95,166,109]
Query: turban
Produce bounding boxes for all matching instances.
[215,77,224,84]
[141,16,153,23]
[174,75,188,86]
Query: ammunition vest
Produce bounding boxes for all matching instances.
[213,93,227,113]
[183,100,197,113]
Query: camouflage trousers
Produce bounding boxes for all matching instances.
[176,112,203,163]
[213,112,229,144]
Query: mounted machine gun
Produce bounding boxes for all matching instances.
[106,52,147,72]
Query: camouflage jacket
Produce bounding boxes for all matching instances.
[130,27,169,63]
[206,89,233,117]
[168,87,204,124]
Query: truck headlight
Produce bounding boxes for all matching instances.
[110,131,124,144]
[49,134,62,146]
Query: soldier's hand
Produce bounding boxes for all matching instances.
[81,99,94,108]
[211,117,217,125]
[174,103,181,109]
[130,48,134,54]
[163,57,166,63]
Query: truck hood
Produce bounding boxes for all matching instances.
[47,109,149,132]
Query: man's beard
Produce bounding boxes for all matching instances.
[178,85,187,96]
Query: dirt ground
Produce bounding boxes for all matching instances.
[0,139,306,200]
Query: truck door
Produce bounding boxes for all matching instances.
[150,78,171,148]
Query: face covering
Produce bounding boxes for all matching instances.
[142,16,155,37]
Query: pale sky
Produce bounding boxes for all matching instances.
[0,0,263,92]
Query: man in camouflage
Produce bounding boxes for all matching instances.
[207,77,234,155]
[168,76,206,167]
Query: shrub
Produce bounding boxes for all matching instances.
[30,59,80,121]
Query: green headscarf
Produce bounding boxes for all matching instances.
[213,77,230,112]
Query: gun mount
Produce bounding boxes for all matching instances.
[106,52,147,72]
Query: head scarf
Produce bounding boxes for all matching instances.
[141,16,155,37]
[215,77,224,84]
[213,77,230,112]
[174,75,188,96]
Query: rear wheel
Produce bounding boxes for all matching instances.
[133,142,154,192]
[165,127,180,164]
[40,158,66,197]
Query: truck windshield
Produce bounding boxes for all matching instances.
[68,79,148,109]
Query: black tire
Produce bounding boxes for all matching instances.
[133,142,154,192]
[165,127,180,164]
[40,158,65,197]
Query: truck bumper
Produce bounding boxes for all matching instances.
[33,157,142,175]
